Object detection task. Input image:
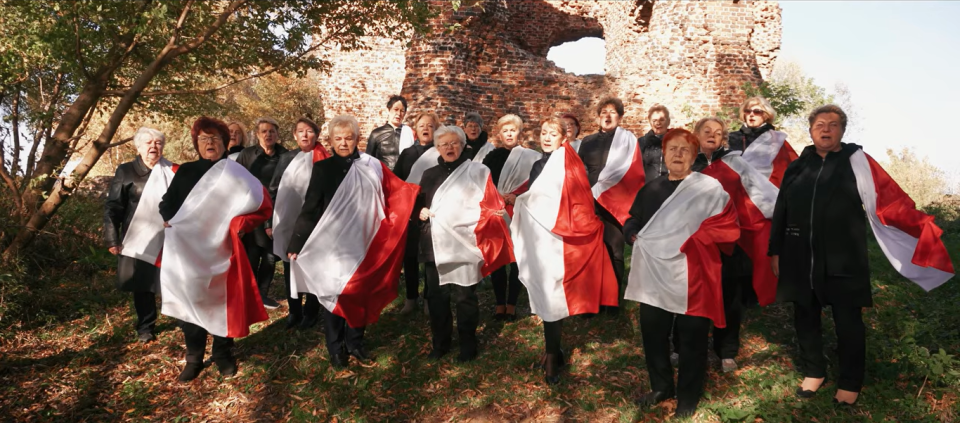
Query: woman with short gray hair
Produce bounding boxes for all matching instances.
[462,112,494,161]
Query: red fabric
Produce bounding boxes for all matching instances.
[312,144,330,162]
[477,175,516,277]
[701,161,778,306]
[224,186,272,338]
[332,164,420,328]
[768,142,798,188]
[681,200,739,328]
[504,180,530,218]
[865,154,955,273]
[554,144,619,314]
[154,163,180,268]
[596,145,646,225]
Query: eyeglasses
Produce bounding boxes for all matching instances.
[437,142,460,149]
[197,135,221,144]
[745,109,766,116]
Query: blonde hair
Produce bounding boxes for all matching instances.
[415,112,441,130]
[540,117,567,138]
[496,114,523,133]
[739,97,776,125]
[694,117,728,147]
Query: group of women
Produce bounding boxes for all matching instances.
[104,94,954,418]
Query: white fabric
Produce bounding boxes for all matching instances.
[430,161,491,287]
[228,152,240,161]
[849,150,953,291]
[160,160,265,337]
[272,151,314,263]
[498,146,541,226]
[569,139,582,153]
[591,127,638,199]
[291,154,385,312]
[472,142,495,163]
[121,158,175,264]
[399,125,415,153]
[625,173,729,313]
[511,148,568,321]
[740,130,787,180]
[719,152,778,218]
[405,147,440,185]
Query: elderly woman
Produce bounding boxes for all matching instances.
[268,117,329,330]
[637,104,671,183]
[770,105,954,406]
[417,125,513,362]
[622,128,739,417]
[159,117,272,382]
[462,112,495,162]
[103,127,176,343]
[512,118,618,384]
[236,117,289,309]
[727,97,798,187]
[227,122,247,156]
[366,95,412,171]
[560,113,582,152]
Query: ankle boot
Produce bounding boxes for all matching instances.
[544,353,560,385]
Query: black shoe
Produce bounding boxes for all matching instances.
[214,357,238,378]
[795,376,827,399]
[261,296,280,310]
[544,353,560,385]
[675,399,699,418]
[178,362,204,382]
[299,314,319,330]
[428,349,448,360]
[286,314,302,329]
[348,347,372,363]
[138,332,156,343]
[635,390,675,408]
[457,349,477,363]
[602,306,620,317]
[330,353,350,369]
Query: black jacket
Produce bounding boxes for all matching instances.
[769,143,871,308]
[236,143,288,248]
[366,123,403,170]
[286,150,362,255]
[527,152,551,187]
[638,130,667,183]
[104,156,153,248]
[394,142,434,182]
[228,145,245,155]
[691,148,733,173]
[481,147,514,188]
[416,153,469,263]
[462,131,489,161]
[265,148,308,229]
[728,123,774,152]
[622,176,684,243]
[159,158,220,222]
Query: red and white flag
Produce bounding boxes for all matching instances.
[472,141,495,163]
[121,158,178,266]
[291,154,419,328]
[430,160,515,286]
[497,146,541,220]
[160,159,272,338]
[624,172,740,327]
[850,149,955,290]
[593,127,646,225]
[272,145,330,262]
[398,125,415,153]
[405,147,440,185]
[701,152,780,306]
[740,130,798,188]
[511,144,618,322]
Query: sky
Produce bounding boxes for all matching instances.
[547,1,960,184]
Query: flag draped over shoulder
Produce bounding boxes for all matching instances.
[121,158,178,266]
[739,130,797,188]
[497,146,541,220]
[272,146,330,262]
[592,127,645,225]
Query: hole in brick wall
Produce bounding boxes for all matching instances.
[546,37,605,76]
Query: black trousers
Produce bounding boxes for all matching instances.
[601,216,625,293]
[543,320,563,354]
[180,321,234,364]
[640,303,711,405]
[403,256,423,300]
[132,291,158,335]
[245,241,277,297]
[491,262,523,306]
[282,262,320,318]
[321,307,365,355]
[793,295,866,392]
[424,262,479,354]
[712,274,747,360]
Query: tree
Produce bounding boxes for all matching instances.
[881,148,953,207]
[0,0,434,260]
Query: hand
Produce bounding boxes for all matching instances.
[419,207,434,221]
[503,194,517,205]
[629,235,637,244]
[108,246,122,255]
[265,228,273,239]
[288,253,298,261]
[771,255,779,278]
[494,209,506,217]
[163,221,171,228]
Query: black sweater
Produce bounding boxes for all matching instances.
[159,158,219,222]
[622,176,684,243]
[286,151,362,255]
[394,142,434,182]
[481,147,514,188]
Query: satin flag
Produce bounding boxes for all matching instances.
[592,127,646,225]
[272,145,330,262]
[121,158,178,266]
[160,159,272,338]
[701,152,780,306]
[497,146,541,221]
[472,142,495,163]
[405,147,440,185]
[430,160,515,286]
[398,125,415,153]
[739,130,798,188]
[291,154,419,328]
[850,149,954,291]
[624,172,739,327]
[511,144,618,322]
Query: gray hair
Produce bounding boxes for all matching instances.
[463,112,483,128]
[328,115,360,140]
[253,116,280,132]
[434,125,466,147]
[133,127,165,149]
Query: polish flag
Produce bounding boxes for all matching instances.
[291,154,419,328]
[593,127,646,225]
[511,144,618,322]
[497,146,541,220]
[472,141,495,163]
[272,145,330,262]
[121,158,178,267]
[701,152,780,306]
[624,172,740,327]
[740,130,798,188]
[430,160,515,286]
[850,149,955,290]
[161,159,272,338]
[405,147,440,185]
[398,125,415,153]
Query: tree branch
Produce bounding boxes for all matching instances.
[0,165,22,210]
[176,0,246,54]
[72,1,95,80]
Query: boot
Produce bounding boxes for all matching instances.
[178,362,204,382]
[544,353,560,384]
[400,298,417,314]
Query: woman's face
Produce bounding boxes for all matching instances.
[539,123,565,153]
[649,111,669,135]
[436,133,463,163]
[697,121,724,155]
[416,117,435,145]
[598,104,622,132]
[499,123,520,149]
[388,101,406,127]
[228,124,244,149]
[294,122,318,152]
[331,127,358,158]
[743,102,767,128]
[197,130,225,161]
[809,112,844,154]
[137,137,164,163]
[257,122,278,147]
[663,136,696,176]
[562,117,579,140]
[464,121,481,141]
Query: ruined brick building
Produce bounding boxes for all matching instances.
[317,0,781,141]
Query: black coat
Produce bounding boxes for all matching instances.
[416,153,470,263]
[103,156,160,292]
[691,147,732,173]
[728,123,774,152]
[481,147,513,188]
[527,152,551,187]
[638,130,666,183]
[236,143,288,249]
[462,131,489,161]
[265,148,307,229]
[286,150,361,255]
[393,142,434,182]
[366,123,403,171]
[769,143,872,308]
[622,176,683,243]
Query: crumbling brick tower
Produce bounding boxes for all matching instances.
[317,0,781,139]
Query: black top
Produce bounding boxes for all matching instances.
[622,176,684,243]
[481,147,514,188]
[577,130,616,187]
[286,150,362,255]
[393,142,434,181]
[228,145,245,155]
[527,151,551,187]
[366,123,403,170]
[236,143,288,188]
[728,123,774,152]
[691,148,732,173]
[637,129,666,183]
[462,131,489,161]
[264,148,310,230]
[103,156,153,247]
[159,158,220,222]
[416,153,470,263]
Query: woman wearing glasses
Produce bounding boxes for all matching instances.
[727,97,798,188]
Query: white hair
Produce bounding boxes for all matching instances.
[328,115,360,140]
[434,125,466,147]
[133,127,165,149]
